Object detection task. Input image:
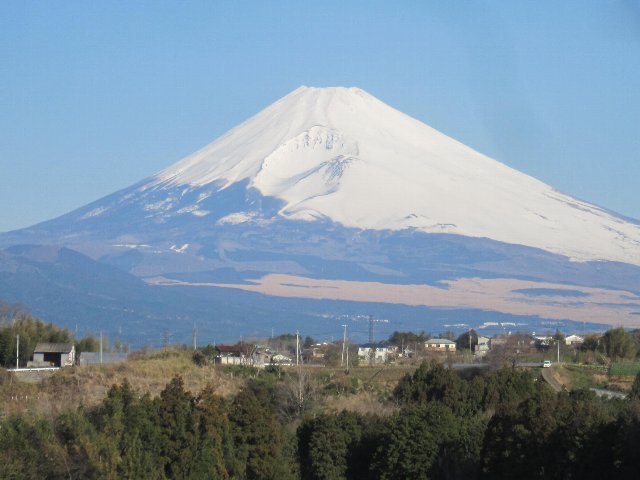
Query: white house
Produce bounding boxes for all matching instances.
[358,345,397,364]
[271,354,293,365]
[424,339,456,352]
[565,334,584,346]
[474,335,491,357]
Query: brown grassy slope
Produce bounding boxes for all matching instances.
[0,351,422,420]
[0,348,245,418]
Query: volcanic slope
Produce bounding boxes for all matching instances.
[9,86,639,268]
[2,87,640,335]
[154,86,640,266]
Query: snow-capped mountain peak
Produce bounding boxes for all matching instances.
[141,86,640,265]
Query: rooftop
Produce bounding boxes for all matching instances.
[425,338,456,344]
[33,342,74,353]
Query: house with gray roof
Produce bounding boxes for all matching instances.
[424,338,456,353]
[30,342,75,367]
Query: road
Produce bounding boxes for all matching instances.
[446,362,544,370]
[540,366,564,392]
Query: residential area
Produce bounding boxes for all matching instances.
[200,330,590,368]
[2,313,640,479]
[3,329,618,371]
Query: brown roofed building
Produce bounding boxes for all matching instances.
[215,344,268,366]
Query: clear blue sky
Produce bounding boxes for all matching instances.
[2,1,639,232]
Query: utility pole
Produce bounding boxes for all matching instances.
[557,338,560,364]
[16,334,19,369]
[346,332,349,373]
[192,323,197,350]
[341,324,348,367]
[100,331,103,364]
[296,330,304,412]
[368,315,375,366]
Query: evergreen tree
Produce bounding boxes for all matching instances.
[54,409,104,479]
[0,415,70,479]
[97,379,164,479]
[155,376,198,479]
[481,381,558,479]
[298,411,376,480]
[230,387,296,480]
[374,402,482,480]
[601,327,636,361]
[195,385,233,479]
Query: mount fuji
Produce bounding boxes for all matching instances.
[2,87,640,343]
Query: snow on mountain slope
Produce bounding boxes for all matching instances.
[142,86,640,266]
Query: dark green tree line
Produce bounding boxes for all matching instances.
[2,362,640,479]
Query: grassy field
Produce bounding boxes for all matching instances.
[11,348,638,421]
[609,362,640,377]
[0,348,245,418]
[558,365,609,390]
[550,363,638,392]
[0,349,420,419]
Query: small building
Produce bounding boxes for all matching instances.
[533,335,553,347]
[31,343,75,367]
[215,345,248,365]
[271,354,293,365]
[565,334,584,346]
[303,343,333,363]
[489,335,508,349]
[358,345,398,364]
[402,347,415,358]
[215,344,268,367]
[474,335,491,357]
[424,338,456,352]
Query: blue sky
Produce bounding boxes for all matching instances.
[1,1,639,232]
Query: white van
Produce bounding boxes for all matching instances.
[543,360,551,368]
